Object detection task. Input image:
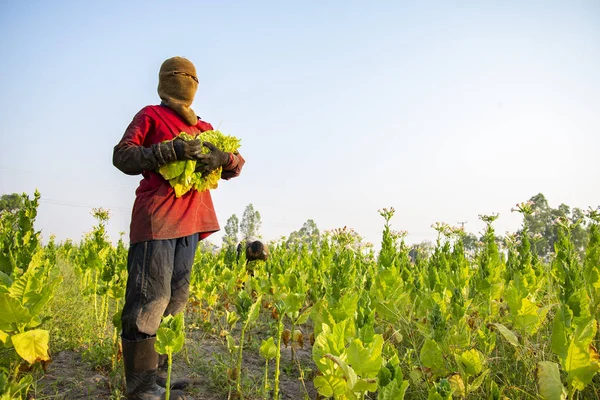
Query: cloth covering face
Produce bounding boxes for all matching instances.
[158,56,199,126]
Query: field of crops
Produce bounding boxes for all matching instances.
[2,191,600,400]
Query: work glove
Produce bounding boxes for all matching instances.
[195,142,230,174]
[173,138,203,160]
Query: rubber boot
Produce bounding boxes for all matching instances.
[122,336,187,400]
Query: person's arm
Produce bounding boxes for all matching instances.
[113,109,202,175]
[221,152,245,180]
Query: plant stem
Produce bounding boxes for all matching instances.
[236,326,246,396]
[166,352,173,400]
[290,320,296,363]
[111,298,120,370]
[274,319,283,400]
[263,359,269,400]
[93,271,98,325]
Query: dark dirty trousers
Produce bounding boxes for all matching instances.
[121,233,199,340]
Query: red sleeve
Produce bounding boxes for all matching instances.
[221,152,245,180]
[113,108,177,175]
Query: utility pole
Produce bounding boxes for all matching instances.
[457,221,467,229]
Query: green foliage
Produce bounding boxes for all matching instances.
[155,313,185,356]
[4,193,600,399]
[0,193,24,214]
[155,313,186,400]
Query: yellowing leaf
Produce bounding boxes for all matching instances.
[564,318,599,390]
[536,361,566,400]
[455,349,485,377]
[448,374,465,397]
[11,329,50,364]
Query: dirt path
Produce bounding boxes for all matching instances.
[34,330,317,400]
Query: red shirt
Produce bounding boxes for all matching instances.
[115,105,244,244]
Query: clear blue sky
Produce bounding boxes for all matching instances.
[1,0,599,247]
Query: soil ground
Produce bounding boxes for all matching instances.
[33,328,317,400]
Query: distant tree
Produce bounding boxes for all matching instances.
[198,240,218,254]
[240,204,261,239]
[0,193,24,213]
[522,193,588,258]
[222,214,239,263]
[286,219,320,248]
[408,240,434,263]
[223,214,240,246]
[462,233,479,253]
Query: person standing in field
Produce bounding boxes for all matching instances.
[113,56,245,400]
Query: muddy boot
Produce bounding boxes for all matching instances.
[122,336,187,400]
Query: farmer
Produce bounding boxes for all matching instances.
[237,237,269,276]
[113,56,245,400]
[236,237,269,263]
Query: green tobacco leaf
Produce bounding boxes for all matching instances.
[158,160,186,180]
[347,335,384,377]
[155,315,185,356]
[330,292,359,322]
[284,292,305,315]
[157,130,241,197]
[11,329,49,364]
[226,334,238,354]
[295,306,313,325]
[378,375,409,400]
[0,271,12,288]
[505,274,527,314]
[565,317,599,390]
[314,375,347,398]
[324,354,358,390]
[259,337,277,360]
[0,373,33,399]
[455,349,485,377]
[551,309,570,362]
[536,361,566,400]
[491,323,519,347]
[245,295,262,327]
[311,301,336,337]
[112,309,122,331]
[353,378,378,393]
[0,294,32,331]
[313,323,345,373]
[420,339,446,376]
[0,330,8,344]
[514,298,549,336]
[469,368,490,392]
[172,312,185,334]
